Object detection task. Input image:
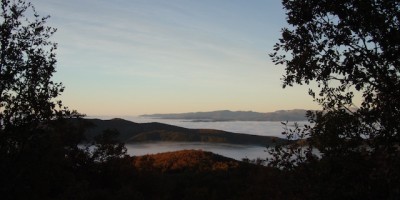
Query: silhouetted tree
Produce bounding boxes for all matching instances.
[0,0,69,130]
[0,2,137,199]
[0,1,86,198]
[269,0,400,199]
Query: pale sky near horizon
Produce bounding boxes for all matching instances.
[30,0,321,116]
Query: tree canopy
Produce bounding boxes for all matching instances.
[269,0,400,198]
[0,0,66,131]
[0,1,130,199]
[271,0,400,154]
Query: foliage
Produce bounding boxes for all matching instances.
[132,150,240,173]
[89,129,128,163]
[270,0,400,144]
[0,1,69,197]
[0,0,67,129]
[268,0,400,198]
[0,1,131,199]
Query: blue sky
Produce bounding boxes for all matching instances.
[30,0,320,116]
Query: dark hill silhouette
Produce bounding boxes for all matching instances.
[141,109,309,121]
[82,118,286,146]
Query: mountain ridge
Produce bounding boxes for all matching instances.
[141,109,310,121]
[81,118,286,147]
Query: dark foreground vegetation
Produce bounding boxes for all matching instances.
[1,0,399,199]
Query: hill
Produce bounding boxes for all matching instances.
[141,109,309,121]
[132,150,242,173]
[129,149,281,199]
[82,118,285,146]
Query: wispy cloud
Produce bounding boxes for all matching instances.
[31,0,315,115]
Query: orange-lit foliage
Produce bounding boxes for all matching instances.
[132,150,239,173]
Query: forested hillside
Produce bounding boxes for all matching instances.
[82,118,286,146]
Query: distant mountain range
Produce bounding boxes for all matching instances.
[82,118,286,147]
[141,109,309,121]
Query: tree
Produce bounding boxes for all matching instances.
[0,0,81,157]
[0,0,66,130]
[0,1,86,198]
[269,0,400,198]
[0,3,134,199]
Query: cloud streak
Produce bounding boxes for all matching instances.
[31,0,319,115]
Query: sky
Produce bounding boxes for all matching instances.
[30,0,321,116]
